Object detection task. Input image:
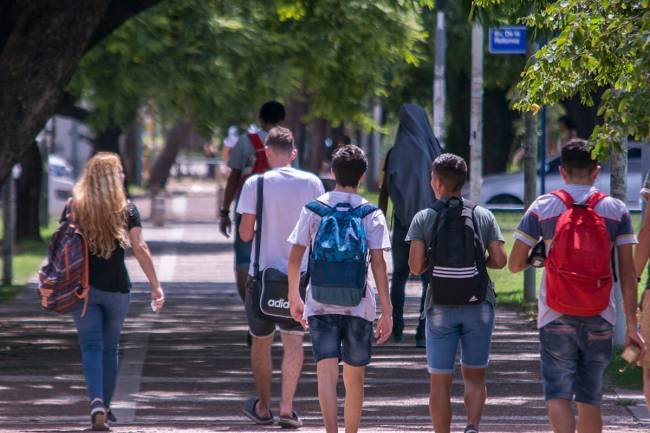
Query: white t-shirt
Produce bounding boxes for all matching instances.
[236,167,324,276]
[287,191,391,322]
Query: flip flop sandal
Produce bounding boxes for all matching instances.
[278,411,303,429]
[241,397,275,425]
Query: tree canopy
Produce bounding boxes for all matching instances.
[474,0,650,156]
[0,0,163,183]
[70,0,429,135]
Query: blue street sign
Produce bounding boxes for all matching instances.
[489,26,527,54]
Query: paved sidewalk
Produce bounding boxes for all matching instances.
[0,190,647,432]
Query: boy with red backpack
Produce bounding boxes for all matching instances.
[509,139,645,433]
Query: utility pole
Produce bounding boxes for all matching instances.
[2,169,16,286]
[469,21,483,203]
[432,0,447,147]
[523,42,538,302]
[611,139,628,347]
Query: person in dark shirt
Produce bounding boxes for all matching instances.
[66,152,164,431]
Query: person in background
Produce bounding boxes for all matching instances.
[547,115,579,158]
[320,135,351,192]
[203,140,218,179]
[219,102,286,303]
[379,104,442,347]
[222,125,239,166]
[67,153,164,431]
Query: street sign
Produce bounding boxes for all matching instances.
[489,26,527,54]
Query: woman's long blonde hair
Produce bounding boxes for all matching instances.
[72,152,129,259]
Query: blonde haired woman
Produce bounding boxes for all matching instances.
[67,152,164,430]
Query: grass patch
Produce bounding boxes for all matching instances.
[608,349,643,389]
[128,184,147,198]
[0,219,57,302]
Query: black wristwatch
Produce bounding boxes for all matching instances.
[220,208,230,218]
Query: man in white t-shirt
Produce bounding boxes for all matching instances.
[220,101,286,302]
[236,127,324,428]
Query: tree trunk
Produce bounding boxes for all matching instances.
[307,117,328,173]
[15,141,43,241]
[0,1,162,184]
[366,99,382,192]
[94,123,122,154]
[611,138,628,348]
[284,96,309,167]
[147,118,191,192]
[94,123,132,194]
[521,40,539,303]
[610,139,628,201]
[124,121,142,186]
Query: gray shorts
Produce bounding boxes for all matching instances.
[244,277,304,337]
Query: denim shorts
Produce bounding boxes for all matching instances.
[234,213,252,269]
[425,301,495,374]
[308,314,373,367]
[539,315,613,405]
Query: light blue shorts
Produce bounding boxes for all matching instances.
[425,301,495,374]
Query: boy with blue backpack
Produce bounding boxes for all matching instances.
[287,145,393,433]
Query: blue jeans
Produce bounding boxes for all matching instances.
[539,315,613,405]
[72,288,130,406]
[234,213,252,270]
[390,218,428,335]
[425,301,495,374]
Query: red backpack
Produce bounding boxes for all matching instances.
[545,189,613,316]
[38,210,90,317]
[248,133,270,174]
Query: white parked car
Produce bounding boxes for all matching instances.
[48,155,74,217]
[477,143,650,209]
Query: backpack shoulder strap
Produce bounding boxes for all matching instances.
[461,198,477,213]
[353,203,378,219]
[432,199,446,212]
[248,133,265,151]
[586,191,607,210]
[551,189,574,208]
[306,200,334,217]
[253,175,264,276]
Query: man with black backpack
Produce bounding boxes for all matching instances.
[407,153,507,433]
[509,139,645,433]
[236,127,324,428]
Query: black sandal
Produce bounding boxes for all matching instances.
[278,410,303,429]
[241,397,274,425]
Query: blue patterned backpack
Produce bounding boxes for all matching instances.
[305,200,378,306]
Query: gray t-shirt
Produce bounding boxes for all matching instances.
[406,201,504,307]
[227,130,268,176]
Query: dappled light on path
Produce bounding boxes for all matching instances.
[0,199,646,432]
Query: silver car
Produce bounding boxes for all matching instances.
[477,142,649,209]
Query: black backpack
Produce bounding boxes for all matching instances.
[427,198,489,305]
